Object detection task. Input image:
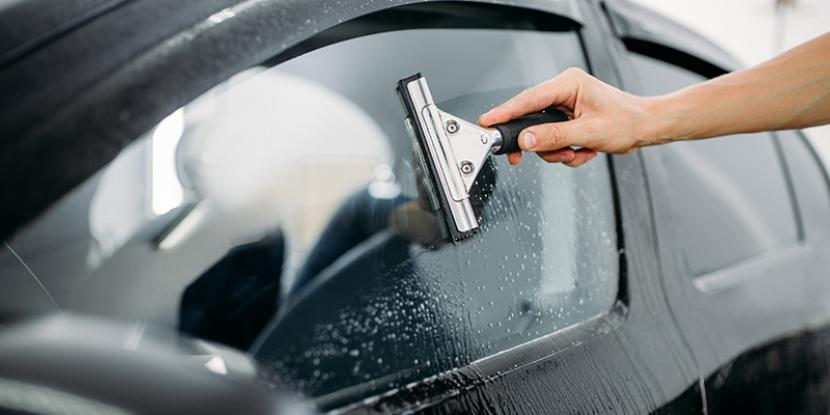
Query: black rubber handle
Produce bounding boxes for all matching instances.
[491,109,569,155]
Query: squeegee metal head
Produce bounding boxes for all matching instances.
[395,73,567,242]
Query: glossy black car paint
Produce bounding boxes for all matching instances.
[1,0,830,414]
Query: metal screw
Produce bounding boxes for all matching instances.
[459,161,474,175]
[446,119,459,134]
[480,134,488,144]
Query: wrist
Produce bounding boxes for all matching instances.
[640,94,689,146]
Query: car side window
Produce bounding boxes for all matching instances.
[627,53,799,276]
[0,25,620,406]
[250,27,619,400]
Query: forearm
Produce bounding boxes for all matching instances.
[647,33,830,143]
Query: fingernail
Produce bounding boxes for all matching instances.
[521,131,537,150]
[559,154,570,162]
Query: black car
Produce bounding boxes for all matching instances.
[2,0,830,414]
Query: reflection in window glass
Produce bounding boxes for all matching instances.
[628,53,798,276]
[0,28,619,405]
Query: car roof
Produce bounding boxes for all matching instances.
[0,0,126,67]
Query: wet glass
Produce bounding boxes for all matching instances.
[0,28,620,404]
[235,28,619,400]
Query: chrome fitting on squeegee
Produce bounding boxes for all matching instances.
[398,75,500,239]
[396,73,568,241]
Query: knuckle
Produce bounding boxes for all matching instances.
[538,124,565,149]
[561,67,586,80]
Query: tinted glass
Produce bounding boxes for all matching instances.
[628,53,799,276]
[0,28,619,403]
[253,28,619,399]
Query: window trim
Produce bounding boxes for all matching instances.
[264,2,582,68]
[602,0,741,77]
[770,133,806,241]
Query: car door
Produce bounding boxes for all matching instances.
[605,0,830,412]
[0,0,702,413]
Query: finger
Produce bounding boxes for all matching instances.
[537,148,576,163]
[564,148,598,168]
[519,118,594,152]
[479,68,584,127]
[507,152,522,165]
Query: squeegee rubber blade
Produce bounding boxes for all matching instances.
[396,76,468,241]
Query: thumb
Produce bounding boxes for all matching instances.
[518,118,595,152]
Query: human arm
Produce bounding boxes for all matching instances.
[479,33,830,167]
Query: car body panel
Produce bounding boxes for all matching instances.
[616,47,830,362]
[614,37,830,413]
[0,0,127,66]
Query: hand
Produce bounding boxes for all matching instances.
[479,68,657,167]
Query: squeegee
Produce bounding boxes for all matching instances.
[396,73,568,241]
